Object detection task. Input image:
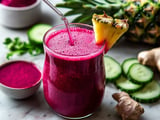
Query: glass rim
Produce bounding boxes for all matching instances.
[43,23,105,61]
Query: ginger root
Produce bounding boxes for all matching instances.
[112,92,144,120]
[138,47,160,72]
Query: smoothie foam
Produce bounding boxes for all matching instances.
[45,27,105,60]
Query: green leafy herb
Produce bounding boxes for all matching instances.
[3,37,44,59]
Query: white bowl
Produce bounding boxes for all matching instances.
[0,0,42,29]
[0,80,41,99]
[0,60,42,99]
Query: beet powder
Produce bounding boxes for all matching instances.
[0,0,37,7]
[0,61,41,89]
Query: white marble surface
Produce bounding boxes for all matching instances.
[0,0,160,120]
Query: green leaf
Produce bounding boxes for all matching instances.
[3,37,44,59]
[56,1,83,8]
[72,14,92,23]
[6,52,14,60]
[104,0,121,4]
[6,50,26,59]
[78,15,92,23]
[65,9,87,16]
[3,38,12,44]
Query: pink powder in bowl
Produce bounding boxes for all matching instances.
[0,61,41,89]
[0,0,37,7]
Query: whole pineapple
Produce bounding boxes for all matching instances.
[56,0,160,45]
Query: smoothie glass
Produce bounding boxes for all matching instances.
[43,23,106,119]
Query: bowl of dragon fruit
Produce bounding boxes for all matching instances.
[0,0,41,29]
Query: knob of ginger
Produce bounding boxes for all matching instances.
[112,92,144,120]
[138,47,160,72]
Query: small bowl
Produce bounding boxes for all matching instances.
[0,60,42,99]
[0,0,41,29]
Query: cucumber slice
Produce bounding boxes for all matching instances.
[131,80,160,103]
[104,55,122,82]
[27,24,52,45]
[128,63,153,84]
[121,58,139,76]
[115,75,143,93]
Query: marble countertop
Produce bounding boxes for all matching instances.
[0,0,160,120]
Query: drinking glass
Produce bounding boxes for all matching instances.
[43,23,105,119]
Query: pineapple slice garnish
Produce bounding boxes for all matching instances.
[92,13,129,52]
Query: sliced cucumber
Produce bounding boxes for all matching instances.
[115,75,143,93]
[121,58,139,76]
[128,63,153,84]
[27,24,52,45]
[104,55,122,82]
[131,80,160,103]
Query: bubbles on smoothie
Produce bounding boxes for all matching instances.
[47,27,102,56]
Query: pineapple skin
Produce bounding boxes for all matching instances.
[56,0,160,45]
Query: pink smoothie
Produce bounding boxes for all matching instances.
[0,61,41,89]
[43,25,105,118]
[0,0,37,7]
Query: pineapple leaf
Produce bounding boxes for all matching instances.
[83,4,95,8]
[64,9,87,16]
[113,9,125,18]
[104,0,121,4]
[90,0,104,5]
[72,15,92,24]
[56,1,82,8]
[80,0,97,5]
[96,4,121,16]
[78,15,92,23]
